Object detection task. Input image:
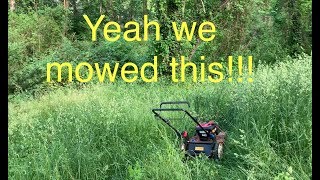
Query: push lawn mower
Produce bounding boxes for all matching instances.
[152,101,226,160]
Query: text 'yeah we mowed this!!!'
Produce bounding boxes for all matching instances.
[46,14,254,83]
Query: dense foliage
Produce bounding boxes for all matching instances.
[8,0,312,179]
[8,0,312,93]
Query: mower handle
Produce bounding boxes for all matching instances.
[152,108,211,138]
[160,101,190,119]
[160,101,190,109]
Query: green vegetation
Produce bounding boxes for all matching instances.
[9,55,311,179]
[8,0,312,93]
[8,0,312,179]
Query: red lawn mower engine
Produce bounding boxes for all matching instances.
[196,121,217,141]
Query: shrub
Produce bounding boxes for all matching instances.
[8,6,70,93]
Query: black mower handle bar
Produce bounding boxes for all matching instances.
[160,101,190,109]
[152,108,211,138]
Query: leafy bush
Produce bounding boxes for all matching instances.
[8,6,67,58]
[88,37,149,67]
[8,6,70,93]
[9,36,151,93]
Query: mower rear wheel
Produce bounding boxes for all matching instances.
[213,143,223,160]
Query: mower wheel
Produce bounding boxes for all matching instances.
[213,143,223,160]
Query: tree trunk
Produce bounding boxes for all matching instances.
[106,0,114,20]
[64,0,69,9]
[10,0,15,11]
[33,0,38,10]
[167,0,178,57]
[63,0,69,36]
[143,0,148,15]
[288,0,301,56]
[100,0,103,14]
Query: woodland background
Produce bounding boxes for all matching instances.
[8,0,312,179]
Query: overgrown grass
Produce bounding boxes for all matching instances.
[8,55,312,179]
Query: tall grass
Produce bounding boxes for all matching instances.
[9,55,311,179]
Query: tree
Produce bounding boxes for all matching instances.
[10,0,15,11]
[143,0,147,15]
[106,0,114,20]
[99,0,103,14]
[63,0,68,9]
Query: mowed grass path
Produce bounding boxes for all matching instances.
[9,56,311,179]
